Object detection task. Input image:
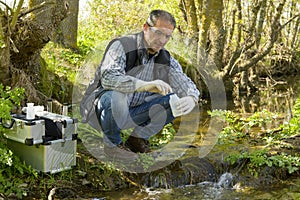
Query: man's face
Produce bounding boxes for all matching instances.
[143,19,174,54]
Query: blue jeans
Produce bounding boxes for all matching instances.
[96,91,175,145]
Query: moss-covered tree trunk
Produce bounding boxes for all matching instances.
[0,11,10,86]
[5,0,68,103]
[198,0,211,54]
[52,0,79,50]
[180,0,296,97]
[197,0,225,63]
[179,0,199,40]
[209,0,225,71]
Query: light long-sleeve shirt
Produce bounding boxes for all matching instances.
[100,39,200,107]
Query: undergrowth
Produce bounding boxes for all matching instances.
[0,85,38,199]
[210,96,300,177]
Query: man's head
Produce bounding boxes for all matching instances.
[143,10,176,54]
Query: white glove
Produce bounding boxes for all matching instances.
[136,80,172,96]
[176,96,196,115]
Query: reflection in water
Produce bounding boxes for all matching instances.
[232,76,300,119]
[233,87,296,115]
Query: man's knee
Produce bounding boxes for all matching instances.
[98,91,131,128]
[99,91,113,109]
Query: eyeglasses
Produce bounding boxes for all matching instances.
[149,27,173,40]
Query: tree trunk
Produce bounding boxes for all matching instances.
[209,0,225,70]
[290,2,299,49]
[52,0,79,50]
[198,0,211,53]
[8,0,68,103]
[256,0,267,48]
[180,0,298,98]
[0,11,10,85]
[235,0,242,48]
[180,0,199,40]
[196,0,225,70]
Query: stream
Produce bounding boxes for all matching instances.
[76,76,300,200]
[91,175,300,200]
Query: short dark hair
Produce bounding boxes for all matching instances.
[146,10,176,29]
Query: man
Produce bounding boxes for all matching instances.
[80,10,200,155]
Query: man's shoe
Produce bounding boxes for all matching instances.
[104,143,138,161]
[125,136,151,153]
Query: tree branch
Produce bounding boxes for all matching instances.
[18,1,56,18]
[291,15,300,48]
[10,0,24,31]
[229,0,286,75]
[281,13,300,28]
[237,13,300,73]
[0,1,13,13]
[220,0,261,78]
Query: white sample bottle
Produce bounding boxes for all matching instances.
[169,94,182,117]
[47,98,53,113]
[26,103,35,120]
[62,103,68,116]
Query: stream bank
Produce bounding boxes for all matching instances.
[31,133,300,200]
[22,76,300,199]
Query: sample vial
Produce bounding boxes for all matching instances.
[26,103,35,120]
[62,103,68,116]
[47,98,53,113]
[169,94,182,117]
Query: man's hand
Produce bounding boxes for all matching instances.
[176,96,196,115]
[136,80,172,95]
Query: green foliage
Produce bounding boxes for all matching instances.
[226,149,300,177]
[208,109,280,144]
[41,42,85,83]
[137,153,155,170]
[281,96,300,136]
[0,147,13,167]
[118,123,176,149]
[0,85,24,121]
[214,96,300,177]
[0,85,38,198]
[40,42,83,103]
[209,110,245,143]
[0,140,38,198]
[150,123,176,148]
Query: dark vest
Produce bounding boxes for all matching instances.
[80,32,171,127]
[99,32,171,86]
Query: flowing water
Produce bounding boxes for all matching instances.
[91,174,300,200]
[86,174,300,200]
[83,76,300,200]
